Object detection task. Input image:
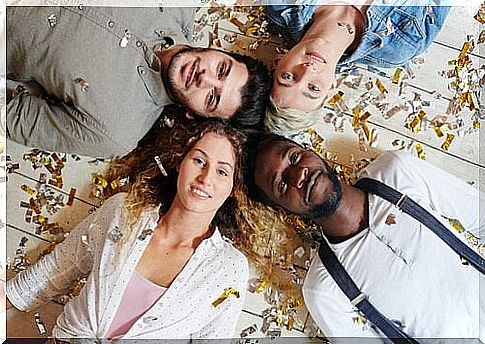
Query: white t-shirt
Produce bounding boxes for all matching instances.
[303,151,484,343]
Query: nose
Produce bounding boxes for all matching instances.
[196,166,213,186]
[287,166,308,189]
[196,69,220,88]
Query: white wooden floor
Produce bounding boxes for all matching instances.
[0,1,483,342]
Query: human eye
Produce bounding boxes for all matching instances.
[279,180,288,194]
[217,169,228,177]
[193,157,205,166]
[308,83,321,92]
[217,62,226,79]
[281,72,293,81]
[290,152,300,165]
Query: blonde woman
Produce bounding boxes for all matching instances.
[6,120,251,341]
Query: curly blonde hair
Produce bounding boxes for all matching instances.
[105,118,299,290]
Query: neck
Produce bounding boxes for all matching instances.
[154,199,215,248]
[315,184,368,243]
[302,5,365,64]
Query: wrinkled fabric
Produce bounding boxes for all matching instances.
[7,193,249,341]
[264,0,450,68]
[7,6,195,158]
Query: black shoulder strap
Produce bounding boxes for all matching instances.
[318,240,419,343]
[354,178,485,274]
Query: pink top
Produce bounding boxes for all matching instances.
[106,271,167,339]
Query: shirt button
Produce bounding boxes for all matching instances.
[136,40,142,47]
[78,5,84,10]
[140,69,146,75]
[108,21,114,27]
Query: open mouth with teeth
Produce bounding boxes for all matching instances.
[305,171,321,204]
[190,185,212,199]
[184,59,198,89]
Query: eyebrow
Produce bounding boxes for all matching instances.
[276,80,321,100]
[193,148,234,170]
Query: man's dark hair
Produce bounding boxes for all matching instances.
[223,51,271,129]
[244,131,296,207]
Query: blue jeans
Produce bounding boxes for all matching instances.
[264,0,451,68]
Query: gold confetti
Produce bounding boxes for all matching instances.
[441,133,455,151]
[21,184,36,196]
[66,187,77,206]
[392,68,403,84]
[405,111,426,134]
[385,213,396,226]
[474,4,485,24]
[448,218,465,233]
[415,143,426,160]
[212,287,240,307]
[327,91,344,106]
[375,78,388,94]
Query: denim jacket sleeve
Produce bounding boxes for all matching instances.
[263,0,319,43]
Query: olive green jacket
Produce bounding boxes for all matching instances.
[7,6,195,158]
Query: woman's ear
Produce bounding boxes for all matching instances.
[185,111,194,120]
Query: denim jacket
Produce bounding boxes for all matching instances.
[264,0,450,68]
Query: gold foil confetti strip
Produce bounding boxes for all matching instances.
[474,4,485,24]
[405,111,426,134]
[375,78,388,94]
[433,124,444,138]
[327,91,344,106]
[212,287,240,307]
[415,144,426,160]
[466,232,479,246]
[34,313,47,335]
[66,187,77,206]
[448,218,465,233]
[385,213,397,226]
[21,184,37,196]
[392,68,403,84]
[441,133,455,151]
[308,128,326,156]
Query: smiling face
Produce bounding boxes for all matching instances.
[163,47,249,119]
[271,41,337,112]
[175,132,236,215]
[254,139,342,219]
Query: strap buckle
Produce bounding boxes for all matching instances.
[350,292,366,306]
[395,194,409,211]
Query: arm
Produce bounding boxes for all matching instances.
[6,194,126,311]
[7,91,129,158]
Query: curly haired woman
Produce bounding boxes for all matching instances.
[6,119,253,341]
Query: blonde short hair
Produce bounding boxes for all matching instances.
[264,96,325,136]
